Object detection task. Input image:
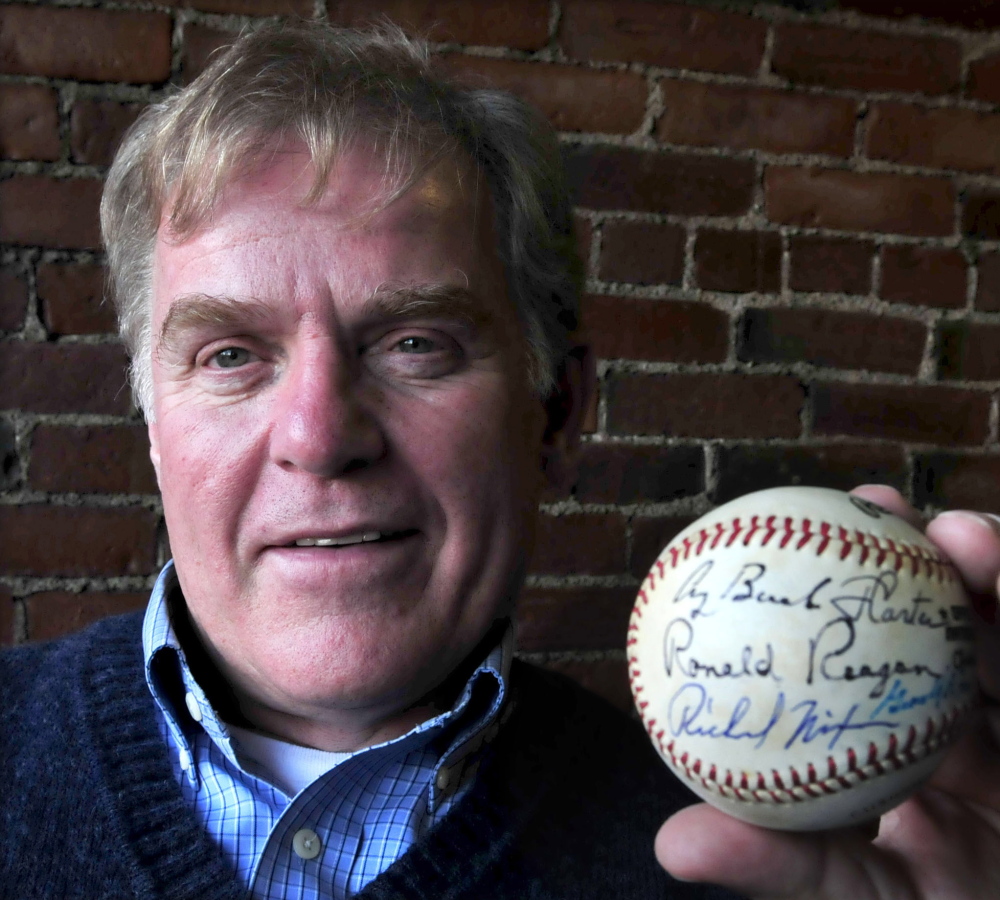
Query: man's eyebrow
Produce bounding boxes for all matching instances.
[156,284,498,357]
[156,294,278,356]
[362,284,496,329]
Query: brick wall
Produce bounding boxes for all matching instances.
[5,0,1000,710]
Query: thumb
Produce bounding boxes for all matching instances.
[656,804,888,900]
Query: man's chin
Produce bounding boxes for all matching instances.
[233,652,455,751]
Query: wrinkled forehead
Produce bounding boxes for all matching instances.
[150,142,516,335]
[158,133,488,245]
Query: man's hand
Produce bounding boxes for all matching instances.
[655,485,1000,900]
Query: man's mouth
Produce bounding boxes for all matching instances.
[288,529,418,548]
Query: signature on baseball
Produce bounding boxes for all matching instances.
[660,557,976,751]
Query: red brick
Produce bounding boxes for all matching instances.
[70,100,144,167]
[559,0,766,76]
[939,322,1000,382]
[0,506,158,577]
[880,246,967,309]
[598,220,684,286]
[630,516,695,578]
[37,263,114,335]
[914,453,1000,510]
[25,591,148,643]
[837,1,1000,30]
[158,0,311,14]
[566,146,755,216]
[0,343,130,415]
[866,103,1000,176]
[0,265,28,332]
[328,0,550,50]
[0,586,12,646]
[0,6,171,83]
[573,443,703,504]
[963,192,1000,239]
[813,383,989,445]
[694,229,781,293]
[530,513,627,576]
[788,235,874,295]
[969,53,1000,106]
[765,166,955,237]
[583,296,728,363]
[976,252,1000,312]
[772,23,960,96]
[517,587,636,652]
[180,23,236,83]
[714,443,907,504]
[608,373,804,438]
[539,658,633,713]
[739,308,925,375]
[29,425,157,494]
[0,176,102,249]
[0,84,59,161]
[657,80,855,157]
[439,56,646,135]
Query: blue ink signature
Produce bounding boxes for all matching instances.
[668,683,900,751]
[785,699,898,751]
[667,683,783,750]
[871,661,975,719]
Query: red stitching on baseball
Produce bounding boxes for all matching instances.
[632,700,970,807]
[779,518,794,549]
[627,503,967,809]
[638,513,955,583]
[761,516,778,547]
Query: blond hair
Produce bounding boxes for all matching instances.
[100,20,581,416]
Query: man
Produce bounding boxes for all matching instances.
[1,19,997,900]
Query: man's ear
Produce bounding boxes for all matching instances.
[148,420,162,487]
[540,343,595,492]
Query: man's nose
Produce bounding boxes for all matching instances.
[269,342,386,478]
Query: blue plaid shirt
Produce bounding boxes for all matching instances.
[143,562,510,900]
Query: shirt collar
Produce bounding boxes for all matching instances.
[142,560,512,800]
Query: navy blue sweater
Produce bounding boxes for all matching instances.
[0,613,742,899]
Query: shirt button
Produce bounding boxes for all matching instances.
[184,691,203,723]
[436,767,451,791]
[292,828,322,860]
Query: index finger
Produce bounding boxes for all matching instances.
[925,510,1000,701]
[926,510,1000,599]
[851,486,1000,697]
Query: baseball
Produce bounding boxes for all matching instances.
[628,486,978,831]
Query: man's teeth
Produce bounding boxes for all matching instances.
[295,532,382,547]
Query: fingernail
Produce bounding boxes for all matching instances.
[933,512,1000,623]
[936,509,1000,535]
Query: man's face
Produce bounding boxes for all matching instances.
[147,146,548,747]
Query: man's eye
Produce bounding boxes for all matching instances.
[211,347,252,368]
[395,336,437,354]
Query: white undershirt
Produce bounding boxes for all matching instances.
[228,724,352,798]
